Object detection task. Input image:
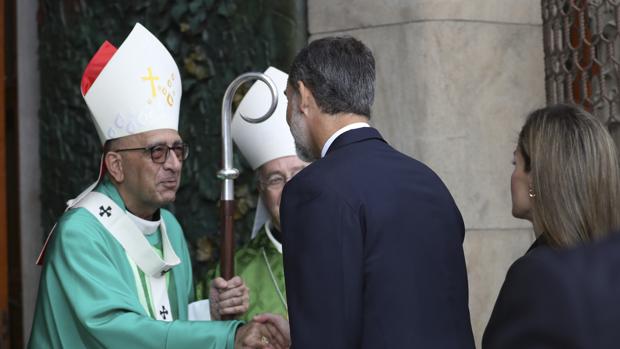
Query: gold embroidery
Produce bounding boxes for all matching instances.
[141,67,160,97]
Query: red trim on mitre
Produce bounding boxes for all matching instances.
[80,41,118,96]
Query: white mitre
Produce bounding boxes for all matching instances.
[231,67,296,239]
[69,23,182,207]
[37,23,183,265]
[83,22,181,144]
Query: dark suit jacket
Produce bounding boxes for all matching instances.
[483,232,620,349]
[281,127,474,348]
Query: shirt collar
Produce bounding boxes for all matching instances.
[128,212,161,235]
[321,122,370,158]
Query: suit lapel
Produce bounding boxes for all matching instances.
[325,127,386,156]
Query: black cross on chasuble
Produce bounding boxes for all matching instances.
[159,305,169,320]
[99,205,112,217]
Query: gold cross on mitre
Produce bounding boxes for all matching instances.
[141,67,160,97]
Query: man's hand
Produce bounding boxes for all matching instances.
[209,276,249,320]
[235,320,289,349]
[253,313,290,348]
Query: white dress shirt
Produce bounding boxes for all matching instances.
[321,122,370,158]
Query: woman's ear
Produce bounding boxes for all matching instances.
[105,151,124,183]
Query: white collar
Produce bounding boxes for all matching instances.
[264,220,282,254]
[321,122,370,158]
[128,211,161,236]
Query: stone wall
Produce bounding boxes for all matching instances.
[17,0,40,342]
[308,1,544,346]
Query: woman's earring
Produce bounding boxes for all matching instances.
[528,187,536,198]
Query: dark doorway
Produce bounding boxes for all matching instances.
[3,0,23,347]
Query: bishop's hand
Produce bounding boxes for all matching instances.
[209,276,250,320]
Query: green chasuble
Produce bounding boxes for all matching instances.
[29,179,241,348]
[216,222,287,322]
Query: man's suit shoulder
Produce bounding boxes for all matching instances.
[285,131,456,212]
[283,161,351,209]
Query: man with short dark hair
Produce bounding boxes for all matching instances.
[281,36,475,348]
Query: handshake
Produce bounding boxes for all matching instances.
[235,313,290,349]
[210,276,290,349]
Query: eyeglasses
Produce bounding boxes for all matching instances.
[260,175,288,190]
[113,143,190,164]
[260,169,304,190]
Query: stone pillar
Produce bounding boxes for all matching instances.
[17,0,41,342]
[308,1,544,346]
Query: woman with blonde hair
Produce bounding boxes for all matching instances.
[483,104,620,348]
[513,103,620,246]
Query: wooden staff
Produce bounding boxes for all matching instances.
[218,72,278,280]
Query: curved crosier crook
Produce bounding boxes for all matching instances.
[218,73,278,281]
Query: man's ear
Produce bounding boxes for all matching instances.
[297,81,315,115]
[105,151,124,183]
